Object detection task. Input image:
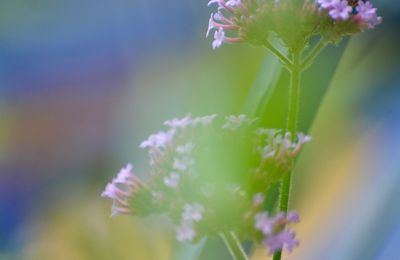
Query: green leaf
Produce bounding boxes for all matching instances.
[242,48,284,117]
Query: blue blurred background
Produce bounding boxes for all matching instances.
[0,1,399,259]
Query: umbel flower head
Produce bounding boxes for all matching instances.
[207,0,382,50]
[102,114,311,254]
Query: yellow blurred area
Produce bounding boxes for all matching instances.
[21,195,173,260]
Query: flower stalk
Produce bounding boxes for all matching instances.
[219,232,249,260]
[301,40,327,70]
[271,50,301,260]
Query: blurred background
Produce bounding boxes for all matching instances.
[0,0,399,259]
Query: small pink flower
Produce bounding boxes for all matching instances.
[254,211,300,254]
[222,114,256,130]
[182,203,205,222]
[213,28,225,49]
[226,0,241,7]
[329,0,352,20]
[176,222,196,242]
[254,212,275,235]
[101,164,144,216]
[317,0,339,9]
[140,130,175,149]
[264,230,299,255]
[164,114,192,129]
[164,172,180,188]
[355,1,382,29]
[176,142,195,155]
[253,193,265,206]
[173,156,195,171]
[192,114,217,126]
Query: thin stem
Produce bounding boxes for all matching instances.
[300,39,326,70]
[286,52,301,140]
[272,250,282,260]
[273,51,302,260]
[219,232,249,260]
[220,232,237,260]
[230,231,249,260]
[264,41,293,69]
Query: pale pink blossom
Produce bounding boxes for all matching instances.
[182,203,205,222]
[329,0,352,20]
[176,222,197,242]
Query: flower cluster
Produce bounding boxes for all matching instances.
[255,211,300,254]
[206,0,381,50]
[176,203,205,242]
[101,164,145,216]
[318,0,382,28]
[256,128,312,171]
[102,114,311,254]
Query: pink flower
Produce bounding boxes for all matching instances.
[226,0,241,7]
[355,1,382,29]
[101,164,144,216]
[254,212,276,235]
[192,114,217,126]
[254,211,300,254]
[182,203,205,222]
[329,0,352,20]
[164,172,180,188]
[173,156,195,171]
[176,142,195,155]
[264,230,299,255]
[253,193,265,206]
[164,114,192,129]
[176,222,196,242]
[213,28,225,49]
[140,130,175,149]
[317,0,339,9]
[222,114,256,130]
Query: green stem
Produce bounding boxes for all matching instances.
[273,51,301,260]
[230,232,248,259]
[264,41,293,69]
[301,39,326,70]
[286,52,301,140]
[219,232,249,260]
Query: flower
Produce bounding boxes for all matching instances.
[264,230,299,255]
[317,0,338,9]
[182,203,205,222]
[164,172,180,188]
[328,0,352,20]
[226,0,241,7]
[103,114,307,252]
[253,193,265,206]
[101,164,144,216]
[206,0,243,49]
[222,114,256,130]
[164,114,192,129]
[254,211,300,255]
[255,212,276,235]
[173,156,195,172]
[207,0,382,50]
[355,1,382,29]
[176,222,197,242]
[176,142,195,155]
[257,129,312,166]
[213,28,226,49]
[287,211,300,223]
[140,130,175,149]
[192,114,217,126]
